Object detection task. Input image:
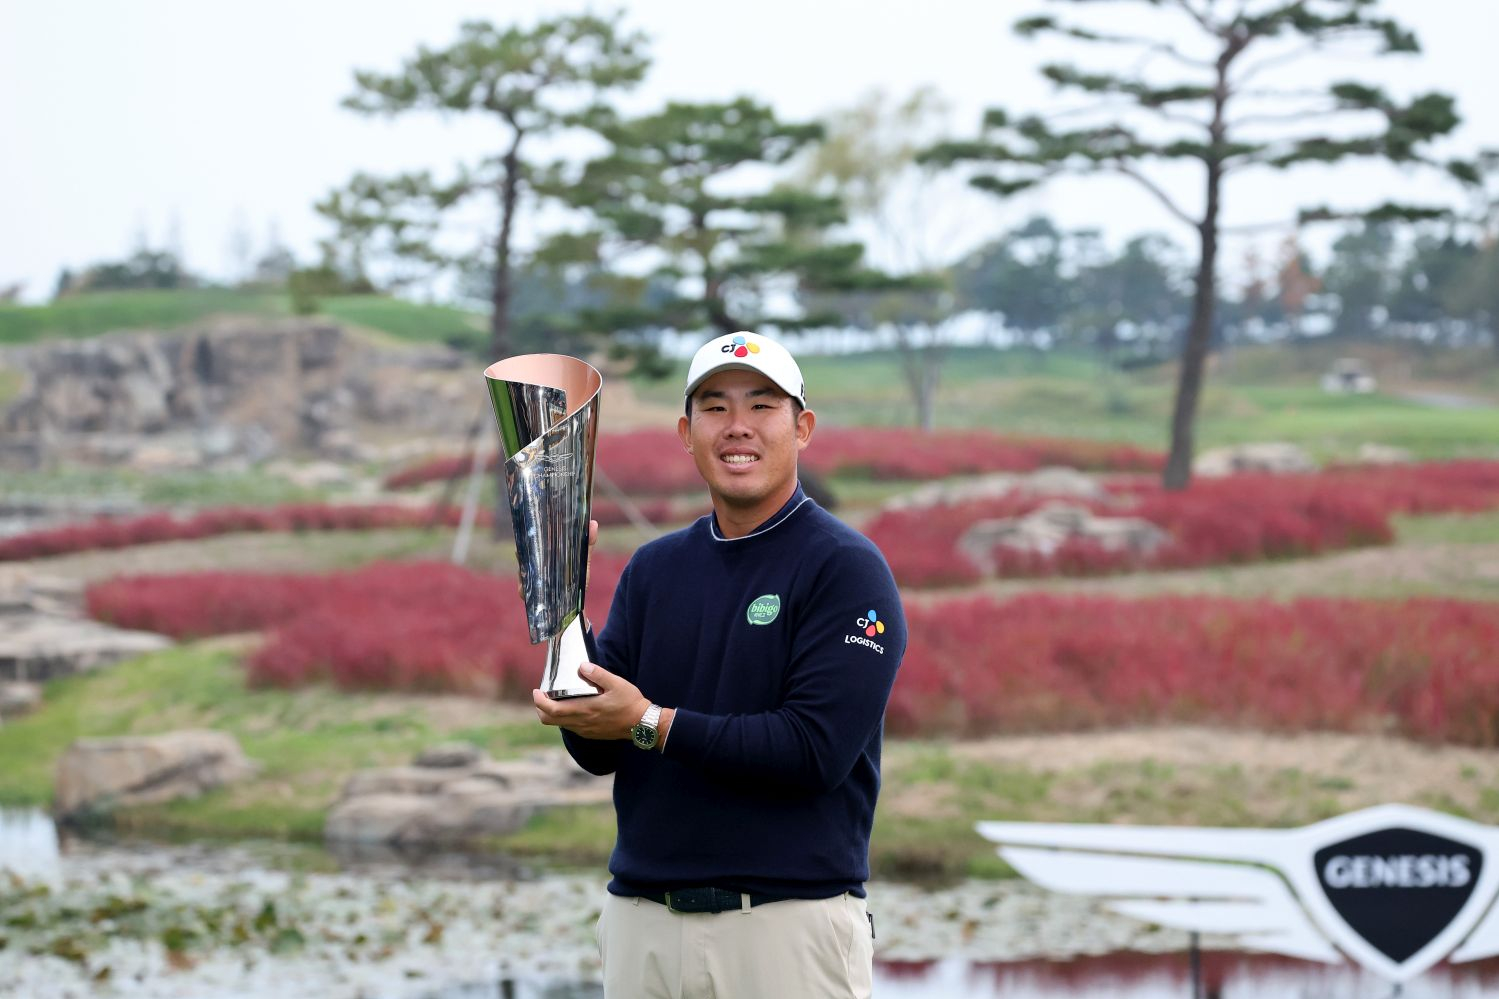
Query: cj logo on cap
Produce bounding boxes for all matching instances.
[721,334,761,359]
[746,594,781,626]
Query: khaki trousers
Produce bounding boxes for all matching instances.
[597,891,874,999]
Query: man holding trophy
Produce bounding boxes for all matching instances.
[491,330,904,998]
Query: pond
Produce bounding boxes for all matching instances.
[4,808,1499,998]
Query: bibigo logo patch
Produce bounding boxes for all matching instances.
[721,334,761,359]
[746,594,781,626]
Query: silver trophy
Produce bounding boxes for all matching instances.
[484,354,602,699]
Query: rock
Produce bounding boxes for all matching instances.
[0,573,171,683]
[958,501,1170,576]
[885,467,1106,511]
[0,681,41,719]
[326,750,611,847]
[1356,442,1414,465]
[1194,442,1317,477]
[54,730,257,819]
[413,742,488,769]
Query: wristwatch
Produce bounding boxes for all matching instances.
[631,703,663,751]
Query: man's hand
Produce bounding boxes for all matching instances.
[533,662,648,741]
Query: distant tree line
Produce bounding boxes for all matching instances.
[38,3,1496,491]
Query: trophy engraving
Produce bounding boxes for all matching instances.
[483,354,602,699]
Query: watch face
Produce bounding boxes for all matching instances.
[632,723,657,750]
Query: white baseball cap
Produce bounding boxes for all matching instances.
[684,331,807,408]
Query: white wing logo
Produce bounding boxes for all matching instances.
[978,804,1499,983]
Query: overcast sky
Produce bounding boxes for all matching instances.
[2,0,1495,304]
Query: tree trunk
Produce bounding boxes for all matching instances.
[1164,202,1220,491]
[703,274,738,334]
[1164,36,1239,492]
[489,135,523,362]
[490,131,523,539]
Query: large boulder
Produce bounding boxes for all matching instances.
[958,501,1170,576]
[1194,442,1316,477]
[54,730,257,819]
[325,746,611,846]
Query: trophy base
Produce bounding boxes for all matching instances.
[542,614,600,700]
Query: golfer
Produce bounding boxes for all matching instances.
[534,330,904,998]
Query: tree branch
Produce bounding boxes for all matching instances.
[1231,33,1375,92]
[1110,162,1200,228]
[1168,0,1218,35]
[1228,106,1348,128]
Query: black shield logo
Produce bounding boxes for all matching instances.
[1314,826,1483,965]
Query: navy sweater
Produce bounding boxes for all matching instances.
[562,485,905,899]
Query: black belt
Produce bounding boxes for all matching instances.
[638,888,793,913]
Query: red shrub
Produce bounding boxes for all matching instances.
[88,557,629,698]
[893,594,1499,745]
[865,463,1499,587]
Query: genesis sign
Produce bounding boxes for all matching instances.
[977,804,1499,983]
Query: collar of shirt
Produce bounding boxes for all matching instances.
[708,482,811,543]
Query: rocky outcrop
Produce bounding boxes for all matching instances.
[958,501,1169,575]
[325,746,611,847]
[885,467,1107,511]
[1194,442,1317,477]
[53,730,257,819]
[1,320,472,469]
[0,573,171,683]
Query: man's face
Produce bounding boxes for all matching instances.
[677,369,815,514]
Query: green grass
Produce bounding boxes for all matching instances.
[1395,510,1499,545]
[318,296,487,350]
[0,288,487,350]
[0,467,334,508]
[0,644,545,839]
[630,346,1499,459]
[0,290,289,344]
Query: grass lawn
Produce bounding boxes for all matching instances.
[0,290,289,345]
[629,346,1499,460]
[0,466,335,508]
[0,288,486,350]
[0,643,554,841]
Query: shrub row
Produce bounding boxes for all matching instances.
[0,505,463,563]
[894,593,1499,745]
[867,462,1499,587]
[87,566,1499,746]
[382,428,1166,492]
[87,557,628,698]
[0,497,688,563]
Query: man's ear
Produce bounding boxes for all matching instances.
[677,414,692,452]
[795,407,816,450]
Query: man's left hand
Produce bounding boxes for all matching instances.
[533,663,648,740]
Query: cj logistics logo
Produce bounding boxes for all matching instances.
[721,334,761,358]
[846,608,886,654]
